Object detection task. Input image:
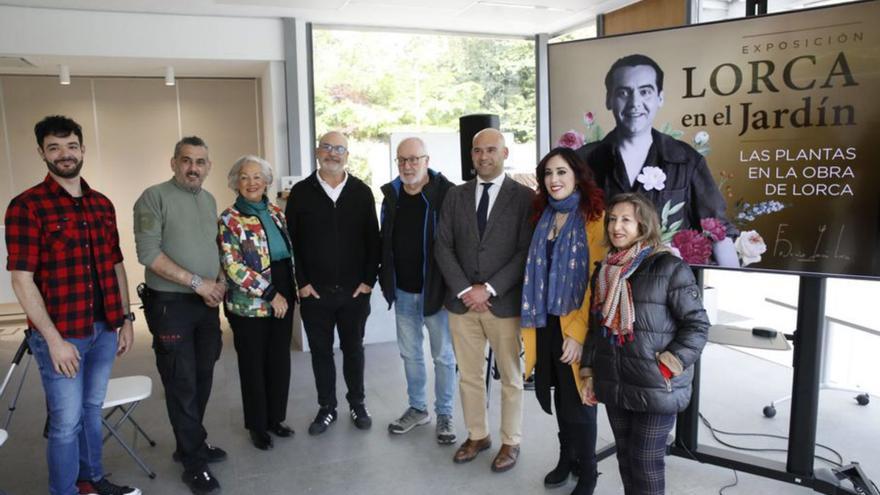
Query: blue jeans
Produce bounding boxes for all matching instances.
[394,289,456,416]
[28,323,118,495]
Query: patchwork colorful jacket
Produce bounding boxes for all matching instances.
[219,203,295,317]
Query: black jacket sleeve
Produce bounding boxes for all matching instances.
[361,187,381,287]
[285,188,309,289]
[664,258,710,369]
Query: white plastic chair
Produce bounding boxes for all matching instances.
[102,375,156,478]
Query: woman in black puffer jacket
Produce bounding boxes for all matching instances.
[580,192,709,495]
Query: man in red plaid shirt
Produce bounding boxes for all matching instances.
[4,115,140,495]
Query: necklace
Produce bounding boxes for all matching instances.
[549,212,568,239]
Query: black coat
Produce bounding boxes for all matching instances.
[378,170,453,316]
[582,252,709,415]
[285,171,380,293]
[576,129,737,239]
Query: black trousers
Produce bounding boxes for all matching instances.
[299,287,370,409]
[227,260,294,433]
[537,316,598,476]
[143,291,222,472]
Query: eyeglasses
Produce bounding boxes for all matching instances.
[318,143,348,155]
[396,155,427,166]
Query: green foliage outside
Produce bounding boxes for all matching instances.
[313,29,536,187]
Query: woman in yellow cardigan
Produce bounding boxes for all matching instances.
[522,147,605,495]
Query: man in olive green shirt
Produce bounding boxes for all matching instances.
[133,136,226,495]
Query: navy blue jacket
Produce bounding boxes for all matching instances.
[378,170,453,316]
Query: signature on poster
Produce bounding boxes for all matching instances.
[773,223,851,262]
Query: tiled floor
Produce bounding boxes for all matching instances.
[0,320,877,494]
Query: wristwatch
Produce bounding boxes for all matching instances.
[123,312,136,322]
[190,274,204,291]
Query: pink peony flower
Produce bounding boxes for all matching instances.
[556,130,584,150]
[700,218,726,242]
[672,229,713,265]
[583,112,595,126]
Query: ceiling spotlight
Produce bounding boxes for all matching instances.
[59,64,70,85]
[165,66,175,86]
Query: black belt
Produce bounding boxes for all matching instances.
[145,288,203,303]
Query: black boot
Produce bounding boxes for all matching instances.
[544,432,576,488]
[569,461,598,495]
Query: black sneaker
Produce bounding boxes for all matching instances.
[181,469,221,495]
[308,407,338,435]
[350,403,372,430]
[173,443,228,464]
[77,478,142,495]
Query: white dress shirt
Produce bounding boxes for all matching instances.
[317,170,348,203]
[474,172,506,216]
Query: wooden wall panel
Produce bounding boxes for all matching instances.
[0,76,97,219]
[604,0,687,36]
[178,79,263,211]
[0,75,262,298]
[0,81,12,218]
[92,78,181,293]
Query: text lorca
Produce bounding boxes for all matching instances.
[680,52,858,136]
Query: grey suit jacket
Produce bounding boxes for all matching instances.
[434,175,535,318]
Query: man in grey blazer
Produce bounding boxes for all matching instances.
[435,128,535,472]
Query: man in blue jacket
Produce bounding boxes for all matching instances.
[379,137,457,445]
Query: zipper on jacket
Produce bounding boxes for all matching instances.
[420,191,430,297]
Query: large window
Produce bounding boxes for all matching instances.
[312,28,536,194]
[697,0,860,22]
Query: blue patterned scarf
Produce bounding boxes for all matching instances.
[521,191,590,328]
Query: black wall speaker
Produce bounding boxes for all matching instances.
[459,114,500,182]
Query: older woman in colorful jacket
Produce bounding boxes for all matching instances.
[521,147,606,495]
[219,155,296,451]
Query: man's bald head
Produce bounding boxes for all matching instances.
[397,137,427,156]
[471,128,508,181]
[472,128,505,147]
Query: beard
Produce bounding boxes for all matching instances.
[400,171,427,186]
[318,157,345,174]
[45,157,83,179]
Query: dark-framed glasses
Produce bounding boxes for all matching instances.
[396,155,427,166]
[318,143,348,155]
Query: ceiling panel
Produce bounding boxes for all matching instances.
[457,2,574,26]
[0,0,609,35]
[214,0,348,9]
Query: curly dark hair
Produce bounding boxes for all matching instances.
[531,147,604,225]
[34,115,82,148]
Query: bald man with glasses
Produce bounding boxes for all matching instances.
[285,131,381,436]
[379,138,458,445]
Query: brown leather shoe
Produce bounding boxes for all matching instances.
[453,436,492,464]
[491,443,520,472]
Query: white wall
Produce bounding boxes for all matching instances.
[0,5,284,61]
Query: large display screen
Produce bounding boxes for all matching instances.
[549,1,879,278]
